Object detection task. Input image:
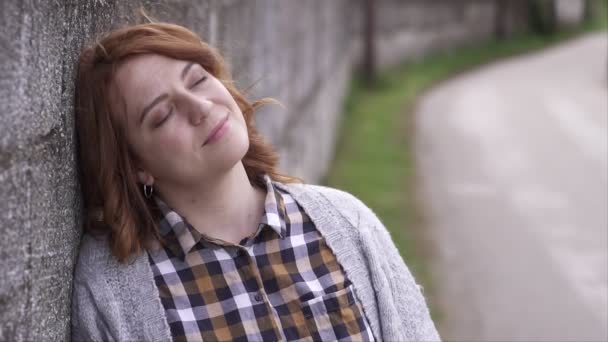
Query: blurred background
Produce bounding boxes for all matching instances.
[0,0,606,340]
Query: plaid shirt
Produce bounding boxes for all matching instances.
[147,174,375,342]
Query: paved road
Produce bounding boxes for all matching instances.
[415,32,608,341]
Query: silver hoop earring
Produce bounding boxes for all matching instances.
[143,184,154,199]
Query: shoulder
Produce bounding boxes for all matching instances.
[275,181,368,211]
[72,232,115,285]
[75,232,112,265]
[274,181,379,229]
[276,182,396,258]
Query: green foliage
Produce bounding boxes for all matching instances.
[584,0,608,30]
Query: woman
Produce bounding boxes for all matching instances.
[72,21,440,342]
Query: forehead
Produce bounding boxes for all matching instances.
[113,54,187,96]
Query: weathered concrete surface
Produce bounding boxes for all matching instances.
[0,1,356,340]
[416,32,608,341]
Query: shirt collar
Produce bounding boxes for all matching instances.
[153,174,287,259]
[259,174,288,238]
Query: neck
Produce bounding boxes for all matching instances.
[155,162,266,244]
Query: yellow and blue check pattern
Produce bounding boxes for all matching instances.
[147,174,375,341]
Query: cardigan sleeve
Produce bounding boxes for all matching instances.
[350,193,441,342]
[71,273,115,342]
[70,235,118,342]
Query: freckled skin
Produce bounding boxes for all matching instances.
[110,54,249,191]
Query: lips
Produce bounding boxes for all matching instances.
[203,114,229,146]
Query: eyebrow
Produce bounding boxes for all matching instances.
[138,62,196,126]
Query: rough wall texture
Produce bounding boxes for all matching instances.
[0,1,354,340]
[0,0,538,340]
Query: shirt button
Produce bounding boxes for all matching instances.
[254,293,263,302]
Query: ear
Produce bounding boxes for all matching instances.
[137,170,155,186]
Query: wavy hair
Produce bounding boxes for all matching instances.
[75,21,302,263]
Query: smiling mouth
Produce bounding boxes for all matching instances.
[203,114,230,146]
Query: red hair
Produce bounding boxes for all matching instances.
[75,22,301,263]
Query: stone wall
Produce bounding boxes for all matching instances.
[0,1,355,340]
[355,0,531,69]
[0,0,546,340]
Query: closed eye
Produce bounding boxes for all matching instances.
[191,76,207,88]
[155,107,173,128]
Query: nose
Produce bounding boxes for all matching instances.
[188,97,213,126]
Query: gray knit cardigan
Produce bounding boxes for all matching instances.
[71,182,441,341]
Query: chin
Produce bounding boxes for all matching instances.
[218,134,250,168]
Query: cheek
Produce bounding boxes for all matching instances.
[227,112,247,139]
[158,131,192,153]
[141,130,193,161]
[235,120,251,149]
[217,85,241,112]
[231,105,247,126]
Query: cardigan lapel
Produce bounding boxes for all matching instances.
[116,250,172,341]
